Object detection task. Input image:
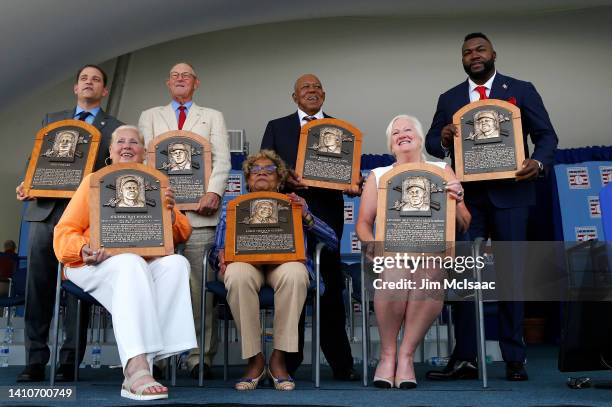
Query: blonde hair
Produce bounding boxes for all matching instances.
[242,149,289,191]
[385,114,426,161]
[110,125,145,146]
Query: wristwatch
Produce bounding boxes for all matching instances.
[534,159,544,176]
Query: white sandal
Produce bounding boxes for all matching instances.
[121,369,168,401]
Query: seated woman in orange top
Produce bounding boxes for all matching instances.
[53,125,196,401]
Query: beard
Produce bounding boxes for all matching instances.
[463,58,495,82]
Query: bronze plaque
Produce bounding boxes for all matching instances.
[147,131,212,211]
[225,191,305,264]
[375,163,455,255]
[23,120,101,198]
[453,99,525,182]
[295,118,362,191]
[89,163,173,257]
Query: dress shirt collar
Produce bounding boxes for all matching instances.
[171,99,193,113]
[297,109,324,126]
[74,105,100,124]
[468,71,496,101]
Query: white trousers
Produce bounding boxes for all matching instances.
[65,253,197,369]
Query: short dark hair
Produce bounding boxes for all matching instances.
[464,32,492,44]
[75,64,108,87]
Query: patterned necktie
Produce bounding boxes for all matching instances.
[77,111,91,121]
[178,105,187,130]
[304,115,317,123]
[475,85,488,100]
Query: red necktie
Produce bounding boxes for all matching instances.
[178,105,187,130]
[475,85,488,100]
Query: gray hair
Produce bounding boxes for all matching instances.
[110,125,145,146]
[385,114,426,161]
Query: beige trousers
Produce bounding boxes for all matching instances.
[223,262,309,359]
[183,226,218,369]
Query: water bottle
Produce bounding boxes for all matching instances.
[428,356,449,366]
[91,343,101,368]
[0,326,13,367]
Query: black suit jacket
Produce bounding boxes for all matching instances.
[261,112,344,239]
[24,108,123,222]
[425,73,558,209]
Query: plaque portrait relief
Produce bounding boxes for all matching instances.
[90,163,173,257]
[311,127,343,155]
[42,130,80,161]
[116,175,146,208]
[376,163,455,255]
[295,118,362,191]
[23,120,101,198]
[453,99,525,182]
[102,174,159,213]
[245,199,279,225]
[147,131,211,210]
[167,142,193,172]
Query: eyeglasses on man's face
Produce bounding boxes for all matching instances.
[169,72,196,80]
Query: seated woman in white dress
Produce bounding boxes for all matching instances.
[53,125,197,401]
[356,115,471,389]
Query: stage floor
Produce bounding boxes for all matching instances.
[1,346,611,406]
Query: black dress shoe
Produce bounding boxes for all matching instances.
[55,364,75,382]
[426,359,478,381]
[506,362,528,381]
[16,364,45,382]
[190,363,213,380]
[333,367,361,381]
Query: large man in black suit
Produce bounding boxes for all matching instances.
[425,33,558,381]
[16,65,123,382]
[261,74,359,380]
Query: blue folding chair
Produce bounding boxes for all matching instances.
[0,255,25,339]
[198,243,323,387]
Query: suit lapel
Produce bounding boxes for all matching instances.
[91,109,108,130]
[183,103,202,132]
[161,104,178,131]
[490,73,509,100]
[290,112,301,139]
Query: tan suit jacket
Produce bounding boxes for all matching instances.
[138,102,231,227]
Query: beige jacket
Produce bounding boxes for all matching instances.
[138,102,231,227]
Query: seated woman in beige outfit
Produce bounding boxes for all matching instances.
[356,115,471,389]
[213,150,338,391]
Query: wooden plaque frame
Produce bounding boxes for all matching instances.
[146,130,212,210]
[295,118,362,190]
[225,191,306,264]
[375,163,455,256]
[23,120,101,198]
[453,99,525,182]
[89,163,173,257]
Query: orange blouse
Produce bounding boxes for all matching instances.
[53,173,192,268]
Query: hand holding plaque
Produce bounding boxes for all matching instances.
[453,99,525,182]
[295,118,362,191]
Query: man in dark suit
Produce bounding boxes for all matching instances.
[261,73,359,381]
[424,33,558,382]
[15,64,123,382]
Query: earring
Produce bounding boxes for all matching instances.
[105,156,111,166]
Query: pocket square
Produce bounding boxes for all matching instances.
[507,96,517,105]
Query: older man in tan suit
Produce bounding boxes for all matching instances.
[139,62,231,379]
